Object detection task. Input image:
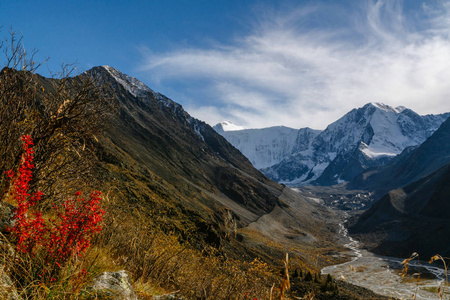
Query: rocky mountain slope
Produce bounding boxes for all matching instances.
[216,103,449,186]
[350,163,450,258]
[348,117,450,257]
[87,66,340,261]
[0,64,379,300]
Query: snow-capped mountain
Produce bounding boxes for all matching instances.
[216,103,449,186]
[212,125,319,169]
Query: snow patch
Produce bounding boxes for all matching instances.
[369,102,404,114]
[193,122,205,141]
[308,197,323,204]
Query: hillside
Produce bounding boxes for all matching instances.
[0,63,403,299]
[349,163,450,258]
[86,66,341,261]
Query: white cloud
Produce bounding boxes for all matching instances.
[139,0,450,129]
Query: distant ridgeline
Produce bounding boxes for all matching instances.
[214,103,449,187]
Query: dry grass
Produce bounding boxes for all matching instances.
[0,236,106,299]
[270,253,290,300]
[0,180,306,300]
[401,252,450,300]
[99,207,278,300]
[430,254,449,299]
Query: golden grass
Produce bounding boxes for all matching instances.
[87,190,288,300]
[102,215,277,299]
[1,180,298,299]
[270,253,291,300]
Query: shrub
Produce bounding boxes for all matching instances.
[5,135,105,284]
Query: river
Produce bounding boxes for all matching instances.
[321,220,449,299]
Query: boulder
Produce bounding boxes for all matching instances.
[87,270,137,300]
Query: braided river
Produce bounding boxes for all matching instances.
[321,219,449,299]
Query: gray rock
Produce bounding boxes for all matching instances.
[0,202,15,232]
[0,266,21,300]
[153,293,185,300]
[87,270,137,300]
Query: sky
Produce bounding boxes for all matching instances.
[2,0,450,130]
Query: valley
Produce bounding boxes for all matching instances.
[6,1,450,299]
[55,67,450,298]
[1,55,449,299]
[294,185,376,210]
[288,186,450,299]
[216,102,450,299]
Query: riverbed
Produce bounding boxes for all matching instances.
[322,221,448,299]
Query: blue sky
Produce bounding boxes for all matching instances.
[2,0,450,129]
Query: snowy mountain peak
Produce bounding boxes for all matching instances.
[213,121,246,133]
[102,65,153,97]
[213,125,302,169]
[366,102,405,114]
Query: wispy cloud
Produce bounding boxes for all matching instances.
[139,0,450,129]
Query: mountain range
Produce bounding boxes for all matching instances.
[215,103,449,186]
[4,64,390,299]
[5,62,449,298]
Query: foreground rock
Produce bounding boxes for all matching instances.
[87,270,137,300]
[0,267,21,300]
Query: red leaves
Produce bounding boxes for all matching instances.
[6,135,104,271]
[46,190,105,265]
[7,135,45,254]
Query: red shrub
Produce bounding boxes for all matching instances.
[6,135,105,276]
